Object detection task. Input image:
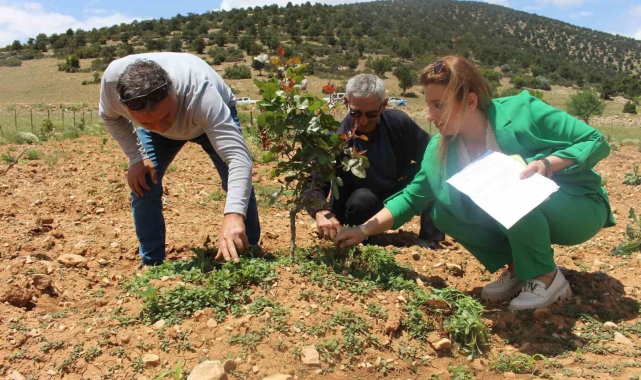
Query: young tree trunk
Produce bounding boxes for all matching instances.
[289,207,302,259]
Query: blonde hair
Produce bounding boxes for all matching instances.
[419,56,493,163]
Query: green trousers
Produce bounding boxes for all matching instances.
[435,190,608,280]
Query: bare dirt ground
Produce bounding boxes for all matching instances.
[0,135,640,380]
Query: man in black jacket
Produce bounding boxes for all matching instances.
[308,74,444,247]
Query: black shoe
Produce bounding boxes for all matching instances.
[138,261,163,270]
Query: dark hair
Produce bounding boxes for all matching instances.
[116,59,173,112]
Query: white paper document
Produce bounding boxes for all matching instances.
[446,151,560,229]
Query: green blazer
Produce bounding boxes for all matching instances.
[385,90,616,230]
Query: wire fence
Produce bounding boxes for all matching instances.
[0,106,100,135]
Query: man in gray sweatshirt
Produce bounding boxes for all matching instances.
[99,52,260,266]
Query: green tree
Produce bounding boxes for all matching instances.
[566,89,605,125]
[11,40,23,51]
[393,64,416,96]
[371,57,392,77]
[253,56,367,256]
[169,36,182,52]
[251,58,266,76]
[191,38,206,54]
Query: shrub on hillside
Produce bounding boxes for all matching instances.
[0,57,22,67]
[224,64,252,79]
[16,132,39,144]
[623,101,637,114]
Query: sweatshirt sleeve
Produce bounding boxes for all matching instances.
[196,84,253,216]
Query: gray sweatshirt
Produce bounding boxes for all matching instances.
[99,52,251,216]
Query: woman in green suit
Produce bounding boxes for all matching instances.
[335,55,615,310]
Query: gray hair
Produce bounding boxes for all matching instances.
[345,74,386,102]
[116,59,173,112]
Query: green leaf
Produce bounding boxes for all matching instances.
[257,114,266,128]
[297,99,310,110]
[308,100,324,113]
[253,78,265,90]
[626,224,641,239]
[629,208,638,224]
[292,64,307,75]
[332,180,340,200]
[335,176,343,187]
[611,240,641,255]
[351,165,366,178]
[293,75,305,84]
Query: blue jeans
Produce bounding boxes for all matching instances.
[133,124,260,265]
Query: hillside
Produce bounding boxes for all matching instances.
[1,0,640,99]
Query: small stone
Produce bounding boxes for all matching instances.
[534,307,551,320]
[252,365,260,374]
[503,372,516,379]
[74,241,88,255]
[301,345,320,366]
[95,208,105,214]
[57,254,88,268]
[152,319,166,330]
[187,360,227,380]
[47,369,56,375]
[433,262,444,268]
[432,338,452,351]
[110,242,119,248]
[397,295,407,303]
[614,332,633,346]
[593,259,605,266]
[262,375,292,380]
[412,253,420,261]
[98,258,108,265]
[25,256,33,264]
[31,274,52,290]
[603,321,618,330]
[142,354,160,366]
[335,294,344,302]
[206,318,218,328]
[445,263,463,276]
[9,371,26,380]
[365,362,375,372]
[384,315,402,335]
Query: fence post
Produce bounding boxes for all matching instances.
[73,110,76,127]
[14,109,17,130]
[30,110,33,132]
[250,111,253,126]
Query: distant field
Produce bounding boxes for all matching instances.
[0,57,639,143]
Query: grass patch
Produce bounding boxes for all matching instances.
[25,148,40,160]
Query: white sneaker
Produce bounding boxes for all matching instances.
[509,268,573,311]
[481,270,523,302]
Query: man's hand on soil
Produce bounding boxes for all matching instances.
[216,213,249,263]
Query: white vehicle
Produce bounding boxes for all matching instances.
[236,97,258,105]
[388,97,407,107]
[322,92,347,104]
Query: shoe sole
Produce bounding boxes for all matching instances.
[481,286,523,303]
[508,280,573,311]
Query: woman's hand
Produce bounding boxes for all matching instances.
[519,160,547,179]
[334,227,367,248]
